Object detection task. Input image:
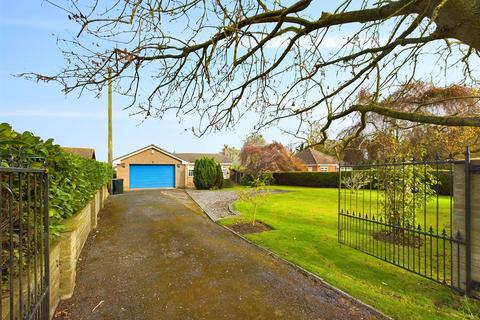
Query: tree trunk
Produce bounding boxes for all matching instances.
[418,0,480,50]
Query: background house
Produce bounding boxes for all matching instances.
[62,147,96,160]
[172,152,231,187]
[114,144,231,190]
[295,148,339,172]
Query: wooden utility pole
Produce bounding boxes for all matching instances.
[108,68,113,167]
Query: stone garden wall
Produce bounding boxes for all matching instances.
[453,159,480,299]
[49,184,108,317]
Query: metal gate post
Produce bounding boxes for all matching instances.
[43,168,50,319]
[338,164,342,243]
[465,146,471,296]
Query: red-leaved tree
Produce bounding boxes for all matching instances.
[240,142,302,184]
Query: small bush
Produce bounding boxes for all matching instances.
[193,157,223,190]
[215,163,224,189]
[241,172,274,186]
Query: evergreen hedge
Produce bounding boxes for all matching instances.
[273,170,452,195]
[273,172,342,188]
[0,123,113,235]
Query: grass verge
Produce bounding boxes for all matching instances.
[219,186,480,320]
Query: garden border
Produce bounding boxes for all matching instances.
[184,190,392,320]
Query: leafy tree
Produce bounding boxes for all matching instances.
[26,1,480,143]
[193,157,223,189]
[303,135,338,158]
[378,165,437,228]
[341,171,371,193]
[240,142,302,186]
[243,134,266,147]
[353,83,480,159]
[221,144,240,167]
[308,83,480,161]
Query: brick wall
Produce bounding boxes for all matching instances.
[116,147,186,189]
[303,164,338,172]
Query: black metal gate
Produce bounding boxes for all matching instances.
[338,149,471,295]
[1,159,49,319]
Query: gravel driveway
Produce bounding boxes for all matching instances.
[185,189,239,220]
[54,189,386,320]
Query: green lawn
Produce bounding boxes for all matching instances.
[338,187,453,232]
[220,186,480,320]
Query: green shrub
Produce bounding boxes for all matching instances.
[0,123,113,236]
[215,163,224,189]
[273,172,341,187]
[273,170,452,195]
[193,157,223,190]
[241,172,274,186]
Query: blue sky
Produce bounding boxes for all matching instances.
[0,1,302,161]
[1,2,473,161]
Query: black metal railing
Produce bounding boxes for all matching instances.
[338,153,467,293]
[0,157,49,320]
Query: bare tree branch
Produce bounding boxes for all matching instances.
[21,0,480,143]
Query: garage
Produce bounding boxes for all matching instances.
[114,144,232,190]
[129,164,175,189]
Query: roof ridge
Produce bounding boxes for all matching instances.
[63,146,95,150]
[311,148,321,163]
[113,144,184,162]
[296,147,338,165]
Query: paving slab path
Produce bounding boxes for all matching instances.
[54,190,383,320]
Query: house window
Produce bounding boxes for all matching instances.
[307,167,313,172]
[188,169,194,177]
[320,166,328,172]
[222,166,229,178]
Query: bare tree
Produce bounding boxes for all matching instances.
[24,0,480,142]
[335,82,480,157]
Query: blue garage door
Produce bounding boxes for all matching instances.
[129,164,175,189]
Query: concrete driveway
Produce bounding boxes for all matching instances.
[54,190,381,320]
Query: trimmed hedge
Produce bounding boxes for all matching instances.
[273,170,453,195]
[273,172,341,188]
[0,123,113,235]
